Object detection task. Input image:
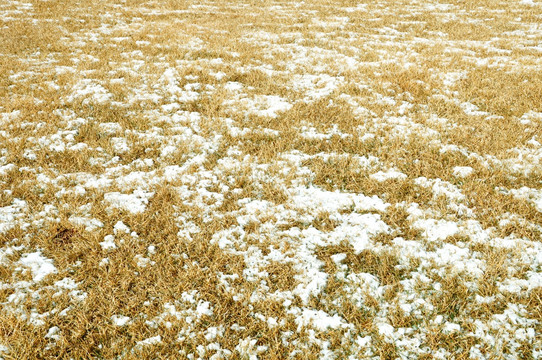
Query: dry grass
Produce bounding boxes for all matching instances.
[0,0,541,358]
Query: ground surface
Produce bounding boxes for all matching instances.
[0,0,541,359]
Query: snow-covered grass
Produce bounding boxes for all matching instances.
[0,0,541,358]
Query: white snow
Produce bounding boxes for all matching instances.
[135,254,153,267]
[506,187,542,212]
[452,166,474,178]
[104,189,154,214]
[370,169,407,182]
[68,216,104,232]
[2,2,541,358]
[45,326,61,341]
[0,164,17,176]
[54,277,79,290]
[136,335,162,347]
[99,122,122,135]
[412,219,460,242]
[110,137,130,154]
[113,221,130,235]
[196,301,213,317]
[376,322,395,340]
[19,252,57,282]
[111,315,131,326]
[235,337,263,359]
[290,186,389,213]
[249,95,292,118]
[99,235,117,250]
[224,82,243,91]
[295,308,346,331]
[67,80,113,104]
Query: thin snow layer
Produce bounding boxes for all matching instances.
[99,235,117,250]
[136,335,162,348]
[295,308,347,331]
[111,137,130,154]
[0,199,27,233]
[218,186,392,307]
[330,212,390,253]
[237,95,292,118]
[452,166,474,178]
[290,186,389,213]
[370,168,407,182]
[414,177,465,202]
[412,219,460,242]
[66,80,113,104]
[506,187,542,212]
[19,252,57,282]
[68,216,104,232]
[111,315,131,326]
[45,326,61,341]
[292,74,343,100]
[104,189,154,214]
[2,0,542,358]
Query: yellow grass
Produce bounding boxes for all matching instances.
[0,0,541,358]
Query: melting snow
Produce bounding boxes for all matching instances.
[412,219,460,242]
[453,166,474,178]
[111,315,131,326]
[66,80,113,104]
[99,235,117,250]
[136,335,162,347]
[506,187,542,212]
[370,168,407,182]
[19,252,57,282]
[295,308,347,331]
[104,189,154,214]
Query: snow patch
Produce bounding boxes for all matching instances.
[295,308,346,331]
[104,189,154,214]
[100,235,117,250]
[111,315,131,326]
[370,169,407,182]
[453,166,474,178]
[67,80,113,104]
[19,252,57,282]
[136,335,162,348]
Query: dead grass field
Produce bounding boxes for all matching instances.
[0,0,541,359]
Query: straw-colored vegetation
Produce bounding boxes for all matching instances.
[0,0,541,358]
